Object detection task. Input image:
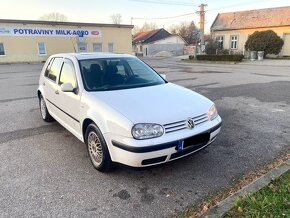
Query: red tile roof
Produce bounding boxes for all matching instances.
[211,6,290,31]
[133,29,161,43]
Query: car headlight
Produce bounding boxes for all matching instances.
[208,105,218,120]
[132,123,164,140]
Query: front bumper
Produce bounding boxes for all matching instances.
[104,116,222,167]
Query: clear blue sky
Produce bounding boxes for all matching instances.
[1,0,289,32]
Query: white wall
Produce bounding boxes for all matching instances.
[151,35,185,45]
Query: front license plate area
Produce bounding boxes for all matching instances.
[177,133,210,151]
[177,140,184,151]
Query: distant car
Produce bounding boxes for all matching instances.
[37,53,222,172]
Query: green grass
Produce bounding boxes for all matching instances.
[224,170,290,218]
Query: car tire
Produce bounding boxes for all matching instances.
[39,94,54,122]
[85,123,113,172]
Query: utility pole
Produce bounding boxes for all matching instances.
[197,3,207,46]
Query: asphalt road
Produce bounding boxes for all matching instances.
[0,59,289,217]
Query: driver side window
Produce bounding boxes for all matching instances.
[59,60,77,88]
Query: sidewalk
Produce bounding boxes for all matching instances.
[240,59,290,67]
[172,55,290,67]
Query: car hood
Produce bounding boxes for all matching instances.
[89,83,213,125]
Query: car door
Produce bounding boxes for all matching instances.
[43,57,63,117]
[54,58,81,138]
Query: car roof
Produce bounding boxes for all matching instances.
[50,52,135,60]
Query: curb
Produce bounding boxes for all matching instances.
[181,60,238,65]
[202,158,290,218]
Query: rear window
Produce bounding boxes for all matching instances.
[45,57,63,82]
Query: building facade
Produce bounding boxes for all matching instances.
[211,6,290,56]
[143,34,186,57]
[133,28,186,57]
[0,19,133,63]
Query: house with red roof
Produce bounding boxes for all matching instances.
[133,28,186,57]
[211,6,290,56]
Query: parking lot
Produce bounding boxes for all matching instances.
[0,58,289,217]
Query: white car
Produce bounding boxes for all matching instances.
[37,53,222,172]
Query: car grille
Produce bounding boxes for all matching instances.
[163,113,209,134]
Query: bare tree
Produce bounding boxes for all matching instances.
[133,22,158,34]
[170,21,199,45]
[139,22,158,32]
[110,14,122,24]
[132,25,140,35]
[133,22,159,35]
[39,12,68,22]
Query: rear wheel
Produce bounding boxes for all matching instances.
[39,94,54,122]
[85,123,112,172]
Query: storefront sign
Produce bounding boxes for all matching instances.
[0,26,102,37]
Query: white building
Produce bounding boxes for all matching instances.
[133,28,186,57]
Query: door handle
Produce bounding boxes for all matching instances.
[43,82,45,86]
[55,90,59,95]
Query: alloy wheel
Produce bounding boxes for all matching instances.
[88,131,103,166]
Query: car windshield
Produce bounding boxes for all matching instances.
[79,57,166,91]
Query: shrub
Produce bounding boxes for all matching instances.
[217,49,229,55]
[196,54,244,62]
[245,30,284,56]
[205,39,220,54]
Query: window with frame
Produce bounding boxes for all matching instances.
[0,43,5,56]
[93,43,102,52]
[108,43,114,53]
[77,42,87,52]
[38,42,46,55]
[230,35,238,49]
[45,57,63,82]
[59,60,77,88]
[216,36,224,48]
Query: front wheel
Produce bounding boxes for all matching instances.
[39,94,54,122]
[85,123,113,172]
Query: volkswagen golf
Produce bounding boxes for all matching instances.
[37,53,222,172]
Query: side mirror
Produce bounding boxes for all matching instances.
[61,83,75,92]
[160,74,167,80]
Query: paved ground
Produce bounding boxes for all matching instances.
[0,59,289,217]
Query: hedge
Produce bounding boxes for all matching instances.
[196,54,244,62]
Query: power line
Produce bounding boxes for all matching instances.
[129,0,198,7]
[132,12,195,20]
[131,0,277,29]
[162,15,198,26]
[131,0,272,22]
[207,0,275,12]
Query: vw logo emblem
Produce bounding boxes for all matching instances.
[186,118,195,129]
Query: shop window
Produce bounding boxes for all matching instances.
[93,43,102,52]
[77,42,88,52]
[230,36,238,49]
[38,42,46,55]
[0,43,5,56]
[108,43,114,53]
